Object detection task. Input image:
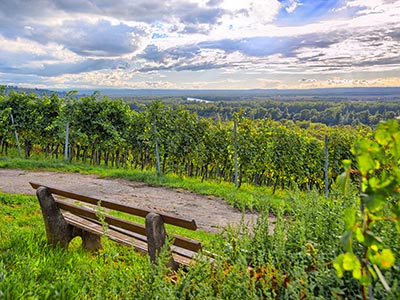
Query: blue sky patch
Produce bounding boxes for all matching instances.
[277,0,343,26]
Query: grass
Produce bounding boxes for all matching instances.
[1,155,398,299]
[0,192,149,299]
[0,191,210,299]
[1,188,398,299]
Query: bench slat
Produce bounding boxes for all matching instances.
[64,213,148,252]
[30,182,197,230]
[57,199,202,252]
[107,221,202,252]
[32,182,205,267]
[64,213,198,265]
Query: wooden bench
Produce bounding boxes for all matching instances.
[30,182,204,269]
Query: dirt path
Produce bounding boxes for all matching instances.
[0,169,259,233]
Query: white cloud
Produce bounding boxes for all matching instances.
[285,0,301,13]
[0,0,399,89]
[215,0,281,36]
[291,76,400,89]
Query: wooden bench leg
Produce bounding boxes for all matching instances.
[145,212,178,270]
[72,228,103,251]
[36,186,74,248]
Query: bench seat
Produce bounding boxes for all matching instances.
[30,182,206,268]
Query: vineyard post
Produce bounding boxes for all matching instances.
[233,118,239,188]
[324,135,329,197]
[10,111,22,158]
[154,114,161,176]
[63,91,77,161]
[64,122,69,160]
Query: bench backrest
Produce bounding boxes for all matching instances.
[29,182,201,252]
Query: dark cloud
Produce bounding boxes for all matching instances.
[0,58,123,77]
[0,48,55,67]
[179,25,211,34]
[139,44,201,63]
[206,0,224,7]
[138,60,229,73]
[137,65,171,73]
[24,20,143,57]
[387,27,400,41]
[177,3,224,25]
[135,32,341,73]
[52,0,225,25]
[198,33,338,57]
[0,0,56,25]
[297,53,326,62]
[353,56,400,68]
[0,0,226,27]
[0,0,398,85]
[136,26,400,74]
[139,45,167,63]
[53,0,98,13]
[0,0,226,55]
[54,0,169,23]
[138,43,228,72]
[36,59,115,76]
[175,62,230,71]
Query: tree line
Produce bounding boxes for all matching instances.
[0,88,373,192]
[125,97,400,127]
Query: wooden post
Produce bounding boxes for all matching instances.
[145,212,178,270]
[154,115,161,176]
[233,119,239,188]
[79,229,102,251]
[36,186,102,250]
[10,112,22,158]
[324,135,329,197]
[64,122,69,160]
[36,186,74,248]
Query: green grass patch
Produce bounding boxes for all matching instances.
[1,188,398,299]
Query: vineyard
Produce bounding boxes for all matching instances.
[0,88,399,299]
[0,89,371,200]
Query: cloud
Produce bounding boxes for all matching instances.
[178,3,224,25]
[134,19,399,75]
[197,32,338,57]
[53,0,226,25]
[285,0,301,13]
[1,58,125,77]
[175,61,230,72]
[24,20,145,57]
[139,44,201,63]
[207,0,224,7]
[0,0,399,90]
[179,24,213,35]
[216,0,281,30]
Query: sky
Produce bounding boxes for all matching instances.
[0,0,399,90]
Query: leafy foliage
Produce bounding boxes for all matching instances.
[0,90,367,203]
[334,120,400,299]
[2,181,397,299]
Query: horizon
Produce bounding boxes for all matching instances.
[1,1,399,90]
[6,85,400,98]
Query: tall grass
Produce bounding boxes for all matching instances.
[1,188,398,299]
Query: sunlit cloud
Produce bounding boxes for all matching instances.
[0,0,399,90]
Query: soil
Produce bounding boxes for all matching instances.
[0,169,260,233]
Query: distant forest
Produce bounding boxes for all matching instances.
[126,97,400,127]
[4,85,400,126]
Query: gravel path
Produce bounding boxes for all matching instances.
[0,169,259,233]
